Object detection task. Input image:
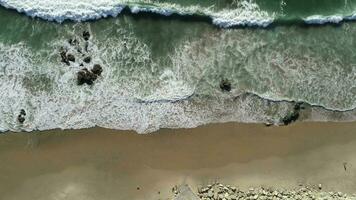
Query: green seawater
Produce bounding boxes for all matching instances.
[0,1,355,133]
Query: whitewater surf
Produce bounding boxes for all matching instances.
[0,0,355,133]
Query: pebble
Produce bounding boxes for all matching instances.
[193,182,353,200]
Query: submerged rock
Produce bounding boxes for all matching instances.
[17,109,26,123]
[220,79,232,92]
[83,31,90,41]
[68,38,79,46]
[20,109,26,116]
[84,41,89,52]
[67,54,75,62]
[91,64,103,76]
[83,56,91,63]
[17,115,25,123]
[60,49,70,66]
[77,68,97,86]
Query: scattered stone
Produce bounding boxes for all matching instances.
[67,54,75,62]
[68,38,79,46]
[220,79,232,92]
[192,182,352,200]
[60,48,70,66]
[17,109,27,123]
[84,41,89,52]
[77,68,98,86]
[92,64,103,76]
[17,115,25,123]
[83,31,91,41]
[20,109,26,116]
[83,56,91,63]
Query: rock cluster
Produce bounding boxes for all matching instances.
[17,109,26,123]
[60,48,75,66]
[77,65,102,85]
[59,30,104,86]
[195,183,356,200]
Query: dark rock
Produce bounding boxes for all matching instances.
[83,31,90,41]
[67,54,75,62]
[83,56,91,63]
[282,112,300,125]
[68,38,79,46]
[92,64,103,76]
[84,41,89,52]
[76,46,83,54]
[17,115,25,123]
[294,102,306,111]
[77,68,98,86]
[60,49,70,66]
[220,79,232,92]
[20,109,26,116]
[79,63,84,67]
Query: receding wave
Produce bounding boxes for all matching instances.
[1,0,356,27]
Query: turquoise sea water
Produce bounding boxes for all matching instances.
[0,1,355,133]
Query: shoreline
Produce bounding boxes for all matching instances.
[1,122,356,199]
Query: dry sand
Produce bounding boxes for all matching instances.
[0,122,356,200]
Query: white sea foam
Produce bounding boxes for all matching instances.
[0,0,274,27]
[0,23,355,134]
[304,15,344,24]
[3,0,356,27]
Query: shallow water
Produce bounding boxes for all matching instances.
[0,1,355,133]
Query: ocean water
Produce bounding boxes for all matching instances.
[0,0,355,133]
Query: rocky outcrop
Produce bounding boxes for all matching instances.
[60,48,70,66]
[77,68,97,85]
[83,31,90,41]
[83,56,91,63]
[67,54,75,62]
[60,31,103,86]
[281,102,306,125]
[281,112,300,125]
[60,48,76,65]
[92,64,103,76]
[68,38,79,46]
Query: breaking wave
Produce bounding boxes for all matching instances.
[0,0,356,27]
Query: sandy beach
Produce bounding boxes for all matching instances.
[0,122,355,200]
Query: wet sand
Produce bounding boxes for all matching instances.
[0,122,356,200]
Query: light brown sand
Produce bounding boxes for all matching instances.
[0,122,355,200]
